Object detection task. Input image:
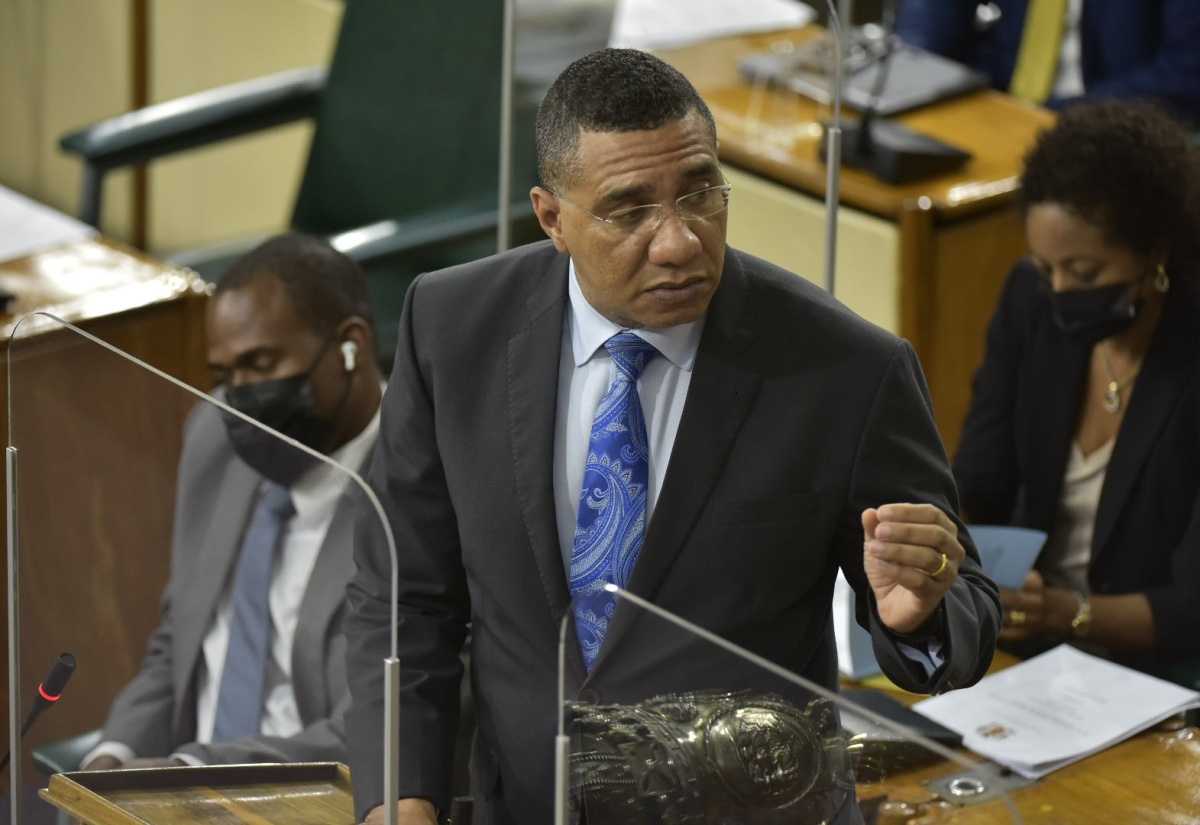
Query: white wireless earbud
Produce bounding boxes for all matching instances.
[340,340,358,372]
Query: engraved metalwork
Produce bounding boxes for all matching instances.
[569,689,855,823]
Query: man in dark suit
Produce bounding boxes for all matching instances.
[895,0,1200,122]
[83,234,383,769]
[345,49,1000,825]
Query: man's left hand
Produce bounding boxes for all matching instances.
[862,503,963,635]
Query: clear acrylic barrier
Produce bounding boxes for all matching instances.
[559,587,1023,825]
[5,313,396,824]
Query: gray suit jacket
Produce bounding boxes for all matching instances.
[99,400,367,764]
[345,241,1000,822]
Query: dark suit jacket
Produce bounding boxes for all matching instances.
[895,0,1200,122]
[344,241,1000,822]
[98,400,367,764]
[953,260,1200,674]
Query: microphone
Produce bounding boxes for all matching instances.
[823,0,972,185]
[0,652,77,773]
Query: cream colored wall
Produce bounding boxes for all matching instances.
[724,164,900,333]
[147,0,342,254]
[0,0,136,240]
[0,0,341,252]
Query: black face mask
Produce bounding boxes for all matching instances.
[221,345,348,487]
[1047,281,1140,347]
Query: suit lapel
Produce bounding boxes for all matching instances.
[1093,292,1194,561]
[290,452,372,722]
[628,251,760,600]
[172,459,259,730]
[508,259,574,626]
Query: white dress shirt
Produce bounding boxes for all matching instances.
[1052,0,1086,99]
[553,260,705,572]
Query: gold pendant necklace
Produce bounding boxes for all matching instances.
[1101,346,1142,413]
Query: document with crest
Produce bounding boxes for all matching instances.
[913,645,1200,778]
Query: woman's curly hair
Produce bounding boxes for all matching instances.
[1019,101,1200,280]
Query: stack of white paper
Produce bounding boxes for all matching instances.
[914,645,1200,778]
[0,184,95,264]
[611,0,815,51]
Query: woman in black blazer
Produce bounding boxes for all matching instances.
[953,101,1200,683]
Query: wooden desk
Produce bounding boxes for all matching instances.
[0,238,209,790]
[863,726,1200,823]
[41,762,354,825]
[658,30,1055,455]
[848,652,1200,822]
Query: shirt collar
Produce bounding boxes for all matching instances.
[567,258,704,370]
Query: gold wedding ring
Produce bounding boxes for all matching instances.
[927,553,949,578]
[1009,609,1027,627]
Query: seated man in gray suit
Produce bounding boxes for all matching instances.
[83,233,383,769]
[344,49,1001,824]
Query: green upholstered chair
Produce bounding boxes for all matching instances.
[60,0,612,359]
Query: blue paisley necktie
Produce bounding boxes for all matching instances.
[570,332,659,670]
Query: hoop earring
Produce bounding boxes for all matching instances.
[1154,263,1170,294]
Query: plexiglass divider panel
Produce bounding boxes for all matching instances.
[559,586,1023,825]
[6,313,395,824]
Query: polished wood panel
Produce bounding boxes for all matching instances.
[41,762,354,824]
[869,726,1200,824]
[0,238,209,791]
[657,29,1054,454]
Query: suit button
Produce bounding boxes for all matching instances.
[578,688,601,705]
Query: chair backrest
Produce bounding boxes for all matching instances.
[291,0,520,235]
[289,0,612,361]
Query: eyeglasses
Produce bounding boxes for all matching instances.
[548,181,732,236]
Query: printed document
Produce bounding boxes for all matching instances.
[914,645,1200,778]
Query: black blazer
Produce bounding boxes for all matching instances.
[954,260,1200,674]
[345,241,1001,822]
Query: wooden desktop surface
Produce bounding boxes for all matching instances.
[0,237,209,791]
[848,651,1200,823]
[657,29,1055,455]
[656,28,1053,221]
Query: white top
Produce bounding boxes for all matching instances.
[1040,437,1113,593]
[87,404,380,767]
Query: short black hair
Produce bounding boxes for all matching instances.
[217,233,374,335]
[536,48,717,191]
[1019,101,1200,279]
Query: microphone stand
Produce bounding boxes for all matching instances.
[7,445,21,825]
[828,0,972,185]
[497,0,516,254]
